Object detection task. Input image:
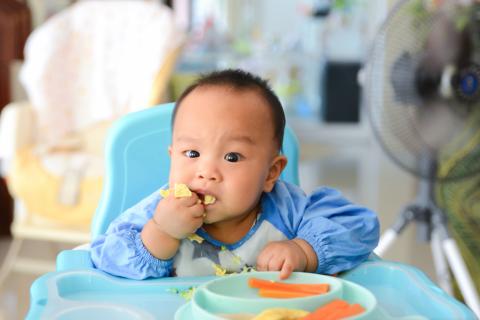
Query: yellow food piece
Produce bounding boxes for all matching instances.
[252,308,309,320]
[232,255,242,265]
[160,184,215,205]
[159,184,191,198]
[204,194,216,204]
[212,263,227,276]
[169,287,196,301]
[241,266,256,273]
[187,234,204,243]
[174,183,192,197]
[159,189,170,198]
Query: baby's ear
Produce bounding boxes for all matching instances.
[263,155,287,192]
[168,146,172,157]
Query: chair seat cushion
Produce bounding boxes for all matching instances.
[8,147,103,227]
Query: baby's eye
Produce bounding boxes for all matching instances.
[184,150,200,158]
[224,152,241,162]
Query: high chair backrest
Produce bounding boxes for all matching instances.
[20,0,182,146]
[91,103,300,237]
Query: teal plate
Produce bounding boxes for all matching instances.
[176,272,386,320]
[182,272,376,319]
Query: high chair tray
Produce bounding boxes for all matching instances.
[27,260,476,319]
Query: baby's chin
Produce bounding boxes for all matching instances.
[202,210,225,225]
[202,214,216,225]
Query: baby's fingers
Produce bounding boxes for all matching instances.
[257,253,286,274]
[177,193,201,207]
[279,261,293,280]
[267,257,285,273]
[256,250,273,271]
[187,202,206,218]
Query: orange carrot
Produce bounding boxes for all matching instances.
[324,303,365,320]
[300,299,349,320]
[258,288,318,299]
[248,277,329,294]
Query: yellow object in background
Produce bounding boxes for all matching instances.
[8,148,102,227]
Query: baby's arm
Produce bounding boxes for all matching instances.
[91,185,206,279]
[296,186,380,275]
[141,189,205,259]
[90,190,173,279]
[257,182,379,277]
[292,238,318,272]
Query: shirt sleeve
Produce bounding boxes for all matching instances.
[263,181,380,275]
[90,187,173,279]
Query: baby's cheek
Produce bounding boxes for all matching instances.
[169,164,189,182]
[234,185,261,207]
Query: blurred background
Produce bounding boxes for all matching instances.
[0,0,478,319]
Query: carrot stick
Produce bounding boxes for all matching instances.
[324,303,365,320]
[248,277,329,294]
[299,299,349,320]
[258,288,318,299]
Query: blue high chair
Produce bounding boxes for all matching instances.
[27,103,477,319]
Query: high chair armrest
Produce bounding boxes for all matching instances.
[0,101,35,174]
[56,249,94,272]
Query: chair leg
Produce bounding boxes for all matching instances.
[0,237,23,288]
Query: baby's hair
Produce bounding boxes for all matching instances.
[172,69,286,151]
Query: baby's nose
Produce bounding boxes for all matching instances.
[197,163,221,181]
[196,169,220,181]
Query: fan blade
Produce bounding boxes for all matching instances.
[391,51,421,106]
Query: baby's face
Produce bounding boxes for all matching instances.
[169,86,282,225]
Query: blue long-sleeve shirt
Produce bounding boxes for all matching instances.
[90,180,379,279]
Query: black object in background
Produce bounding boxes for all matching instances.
[321,61,362,123]
[0,177,13,237]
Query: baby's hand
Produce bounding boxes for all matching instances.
[256,240,308,280]
[153,187,205,240]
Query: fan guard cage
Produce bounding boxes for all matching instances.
[365,0,480,182]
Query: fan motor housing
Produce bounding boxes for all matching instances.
[453,64,480,103]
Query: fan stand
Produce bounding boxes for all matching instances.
[374,162,480,318]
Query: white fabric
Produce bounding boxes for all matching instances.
[39,152,103,179]
[20,0,182,145]
[0,101,34,175]
[0,102,34,160]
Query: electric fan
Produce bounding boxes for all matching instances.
[364,0,480,316]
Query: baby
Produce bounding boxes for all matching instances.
[90,69,379,280]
